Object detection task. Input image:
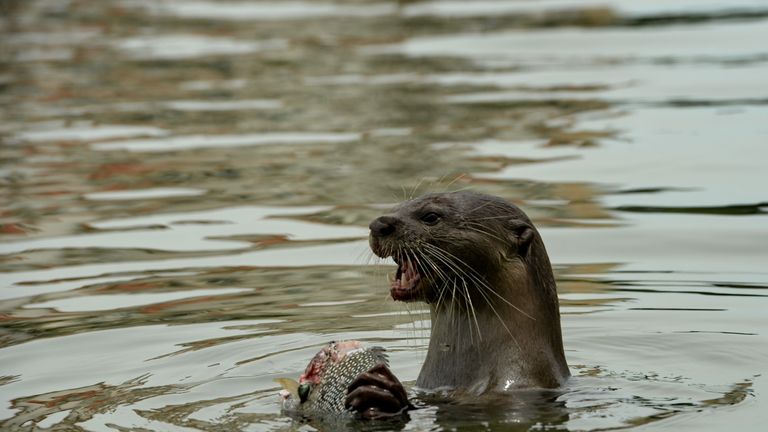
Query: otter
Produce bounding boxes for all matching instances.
[345,191,570,418]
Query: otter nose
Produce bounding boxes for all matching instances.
[369,216,397,238]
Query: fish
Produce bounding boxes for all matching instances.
[278,340,388,415]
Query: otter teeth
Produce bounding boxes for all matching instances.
[389,257,421,293]
[400,261,409,287]
[400,260,416,287]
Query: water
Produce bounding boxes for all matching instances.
[1,0,766,430]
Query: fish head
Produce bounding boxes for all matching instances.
[298,340,364,386]
[296,341,369,406]
[275,377,300,410]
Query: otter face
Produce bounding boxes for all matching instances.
[369,191,535,303]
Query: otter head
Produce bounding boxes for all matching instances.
[369,191,543,305]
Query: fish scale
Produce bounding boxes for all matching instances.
[279,343,389,416]
[305,347,388,413]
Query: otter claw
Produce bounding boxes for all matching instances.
[345,364,410,417]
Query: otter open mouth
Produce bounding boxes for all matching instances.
[390,255,423,301]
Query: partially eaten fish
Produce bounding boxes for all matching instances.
[278,341,388,415]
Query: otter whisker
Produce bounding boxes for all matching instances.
[465,199,508,216]
[456,278,473,344]
[421,243,535,321]
[439,248,537,322]
[430,278,453,335]
[447,185,473,195]
[447,278,459,335]
[413,252,453,314]
[463,222,507,245]
[415,248,452,291]
[450,280,464,349]
[474,279,536,325]
[462,278,483,343]
[424,251,486,340]
[408,247,433,341]
[440,172,467,193]
[471,280,521,350]
[424,256,448,309]
[418,246,480,342]
[405,246,429,338]
[410,177,428,200]
[410,249,454,323]
[429,246,521,347]
[473,214,524,221]
[420,244,477,283]
[477,281,536,321]
[368,253,399,332]
[421,243,490,292]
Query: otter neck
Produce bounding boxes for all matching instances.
[416,264,569,392]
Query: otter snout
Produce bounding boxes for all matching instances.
[369,215,400,258]
[369,216,398,238]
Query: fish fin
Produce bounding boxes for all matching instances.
[370,346,390,367]
[275,378,300,398]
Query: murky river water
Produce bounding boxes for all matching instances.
[1,0,767,430]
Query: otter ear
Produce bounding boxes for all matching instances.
[510,223,534,257]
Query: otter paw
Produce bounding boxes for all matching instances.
[345,364,410,418]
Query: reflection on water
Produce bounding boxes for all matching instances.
[92,132,362,152]
[11,121,170,142]
[1,0,767,430]
[383,19,768,61]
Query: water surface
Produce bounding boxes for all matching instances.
[1,0,766,430]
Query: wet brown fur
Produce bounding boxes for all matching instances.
[370,191,570,391]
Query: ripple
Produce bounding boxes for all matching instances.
[14,48,74,62]
[12,121,169,143]
[378,20,768,63]
[122,0,396,21]
[403,0,768,19]
[92,132,361,152]
[18,99,283,118]
[162,99,283,111]
[437,63,768,105]
[113,35,287,60]
[299,299,365,307]
[0,205,367,256]
[84,188,207,201]
[6,29,102,46]
[478,107,768,208]
[433,139,578,161]
[305,73,417,86]
[26,288,252,312]
[0,320,277,414]
[613,203,768,216]
[0,241,370,304]
[178,79,247,91]
[541,213,768,273]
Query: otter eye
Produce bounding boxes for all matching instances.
[420,212,441,225]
